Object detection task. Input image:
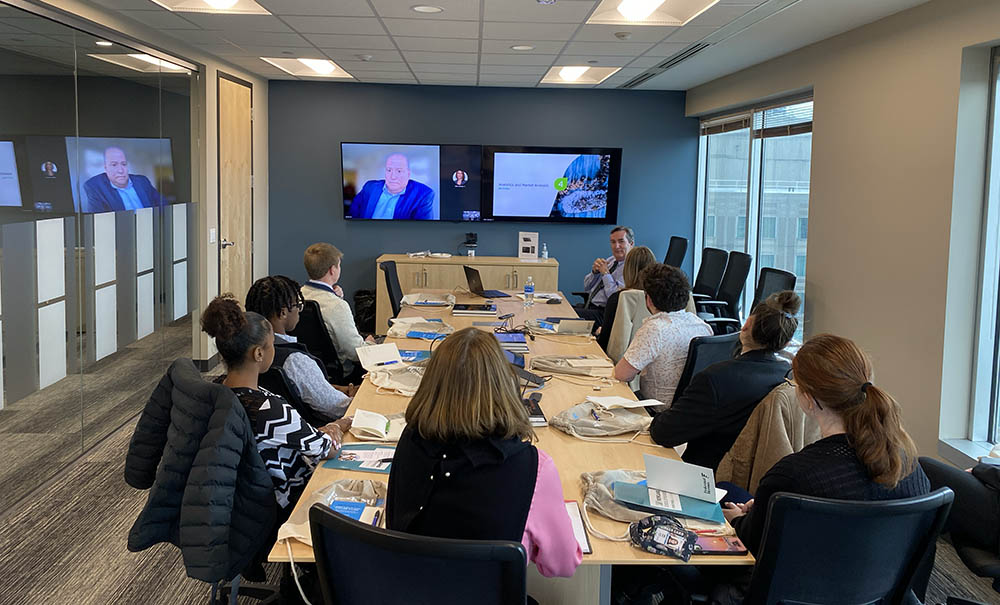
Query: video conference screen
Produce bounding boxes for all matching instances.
[0,136,177,215]
[341,143,622,224]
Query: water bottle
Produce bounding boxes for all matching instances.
[540,243,548,259]
[523,275,535,307]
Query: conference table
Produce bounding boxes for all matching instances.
[268,290,753,604]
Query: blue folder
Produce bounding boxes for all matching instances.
[612,481,725,524]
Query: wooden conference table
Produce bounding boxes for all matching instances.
[268,290,753,604]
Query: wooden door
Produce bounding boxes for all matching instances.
[469,265,512,291]
[218,73,253,298]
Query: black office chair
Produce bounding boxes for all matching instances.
[288,299,345,383]
[380,260,404,319]
[664,236,688,268]
[751,267,796,312]
[258,366,332,428]
[309,503,528,605]
[671,332,740,404]
[745,488,954,605]
[691,247,728,302]
[697,250,752,323]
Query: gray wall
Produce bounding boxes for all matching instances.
[268,81,698,300]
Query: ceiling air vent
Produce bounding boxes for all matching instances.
[621,42,712,89]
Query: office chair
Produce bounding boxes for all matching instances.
[309,503,528,605]
[745,488,954,605]
[288,299,345,383]
[751,267,796,312]
[380,260,404,318]
[258,366,331,428]
[664,236,688,268]
[697,250,752,324]
[670,332,740,404]
[691,247,728,302]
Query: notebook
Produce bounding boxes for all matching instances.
[452,303,498,316]
[350,409,406,442]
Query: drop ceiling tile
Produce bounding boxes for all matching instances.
[83,0,158,9]
[348,69,414,78]
[478,64,547,75]
[335,60,409,72]
[303,33,396,49]
[179,14,293,33]
[381,18,479,39]
[167,29,232,45]
[410,63,477,74]
[482,22,578,41]
[572,24,676,43]
[415,72,476,82]
[479,74,540,84]
[419,80,476,86]
[627,55,667,68]
[481,39,565,54]
[119,9,201,29]
[257,0,375,16]
[281,16,385,35]
[354,72,417,81]
[196,42,250,54]
[480,53,555,66]
[393,36,478,52]
[663,25,717,43]
[371,0,480,21]
[686,4,754,27]
[222,31,310,46]
[231,45,323,57]
[0,33,66,46]
[561,41,653,56]
[481,81,537,88]
[644,41,690,57]
[555,55,625,67]
[402,50,477,64]
[321,48,403,62]
[484,0,597,24]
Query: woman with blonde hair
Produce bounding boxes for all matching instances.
[723,333,930,555]
[386,327,582,578]
[598,245,657,351]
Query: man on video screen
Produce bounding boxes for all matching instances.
[83,146,161,212]
[348,153,434,220]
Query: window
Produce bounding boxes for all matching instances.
[697,99,812,341]
[761,216,776,239]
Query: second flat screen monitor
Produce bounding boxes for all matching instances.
[341,143,482,221]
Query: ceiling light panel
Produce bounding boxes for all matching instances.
[260,56,354,78]
[150,0,270,15]
[88,53,191,73]
[540,65,620,85]
[587,0,719,26]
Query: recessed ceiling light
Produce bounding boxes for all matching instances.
[616,0,666,21]
[357,54,374,62]
[96,40,113,47]
[559,66,589,81]
[410,5,444,13]
[298,58,336,75]
[204,0,238,8]
[261,57,354,79]
[510,45,535,51]
[537,0,557,4]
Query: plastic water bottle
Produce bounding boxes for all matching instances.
[540,243,548,259]
[523,276,535,307]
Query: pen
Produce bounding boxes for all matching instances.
[376,458,394,464]
[591,410,601,422]
[375,360,398,367]
[371,510,381,527]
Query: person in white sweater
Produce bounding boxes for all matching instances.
[301,243,374,383]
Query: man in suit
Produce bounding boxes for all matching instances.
[348,153,435,220]
[82,146,161,212]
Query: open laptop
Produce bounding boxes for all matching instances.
[463,265,512,298]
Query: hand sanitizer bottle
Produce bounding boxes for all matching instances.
[541,243,548,259]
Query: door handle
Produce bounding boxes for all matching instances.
[423,269,428,288]
[512,270,518,288]
[220,238,235,249]
[506,273,510,288]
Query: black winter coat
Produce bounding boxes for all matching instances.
[124,358,276,582]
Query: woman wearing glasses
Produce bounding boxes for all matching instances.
[246,275,357,422]
[722,333,930,556]
[649,291,800,471]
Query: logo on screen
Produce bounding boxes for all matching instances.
[553,177,568,191]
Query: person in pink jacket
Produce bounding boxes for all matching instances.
[386,327,582,578]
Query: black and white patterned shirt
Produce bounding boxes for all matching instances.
[230,386,333,509]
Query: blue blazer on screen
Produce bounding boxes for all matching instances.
[83,173,162,213]
[348,179,435,220]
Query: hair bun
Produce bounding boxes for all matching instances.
[769,290,801,316]
[200,294,246,342]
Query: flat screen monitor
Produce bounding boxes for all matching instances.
[482,146,622,224]
[0,141,23,208]
[341,142,482,221]
[65,136,176,213]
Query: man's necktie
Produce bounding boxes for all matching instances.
[586,260,619,308]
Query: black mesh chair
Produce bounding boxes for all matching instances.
[288,300,345,384]
[751,267,796,312]
[664,236,688,268]
[745,488,954,605]
[380,260,404,319]
[258,366,331,428]
[671,332,739,404]
[692,247,728,301]
[697,250,752,325]
[309,503,528,605]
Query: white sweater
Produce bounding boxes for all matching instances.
[301,282,365,374]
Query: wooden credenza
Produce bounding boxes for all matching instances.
[374,254,560,333]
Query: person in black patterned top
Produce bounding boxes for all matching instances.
[201,294,352,511]
[723,333,930,556]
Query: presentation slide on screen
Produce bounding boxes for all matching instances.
[342,143,441,220]
[492,152,611,219]
[65,137,175,214]
[0,141,23,208]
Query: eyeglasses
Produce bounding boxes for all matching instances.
[290,302,304,312]
[785,368,822,410]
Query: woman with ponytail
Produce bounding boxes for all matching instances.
[723,333,930,556]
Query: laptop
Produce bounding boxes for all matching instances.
[463,265,512,298]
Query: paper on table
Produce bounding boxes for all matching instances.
[648,488,682,511]
[587,395,663,409]
[356,343,403,371]
[644,454,717,503]
[566,357,614,368]
[338,447,395,462]
[564,501,592,555]
[359,460,391,471]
